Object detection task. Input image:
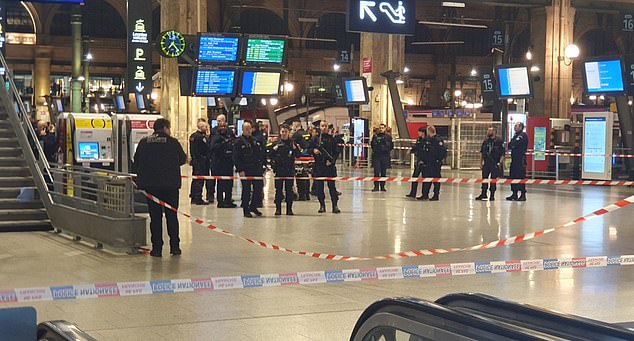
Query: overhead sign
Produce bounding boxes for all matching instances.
[347,0,416,35]
[338,49,351,64]
[362,57,372,73]
[490,28,505,48]
[625,55,634,95]
[480,69,497,101]
[127,0,153,96]
[624,14,634,32]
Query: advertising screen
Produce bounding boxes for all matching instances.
[78,142,99,160]
[583,59,625,94]
[245,38,286,64]
[583,117,608,174]
[533,127,547,161]
[193,69,236,96]
[352,118,366,157]
[496,66,532,98]
[115,95,126,111]
[197,34,240,63]
[240,71,281,96]
[342,78,369,104]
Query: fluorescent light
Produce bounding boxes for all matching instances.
[298,17,319,23]
[403,66,411,73]
[454,90,462,97]
[470,68,478,77]
[442,2,466,8]
[269,98,279,106]
[530,65,540,72]
[333,64,341,71]
[396,79,405,85]
[419,21,488,29]
[411,41,465,45]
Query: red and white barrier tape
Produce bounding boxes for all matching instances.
[184,175,634,187]
[140,190,634,261]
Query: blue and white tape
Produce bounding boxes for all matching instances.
[1,255,633,304]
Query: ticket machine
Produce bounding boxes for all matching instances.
[57,113,114,169]
[112,114,162,173]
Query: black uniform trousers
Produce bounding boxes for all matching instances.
[275,178,294,206]
[145,189,180,250]
[314,165,339,203]
[206,166,216,201]
[373,156,389,189]
[509,159,527,194]
[481,163,502,195]
[190,159,209,201]
[297,178,310,198]
[241,168,264,213]
[214,164,234,204]
[408,163,423,196]
[421,162,441,197]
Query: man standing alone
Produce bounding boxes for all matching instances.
[475,127,504,201]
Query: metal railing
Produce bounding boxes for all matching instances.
[0,52,146,253]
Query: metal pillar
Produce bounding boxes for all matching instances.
[381,70,410,140]
[70,12,82,113]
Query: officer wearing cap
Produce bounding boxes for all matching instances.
[507,122,529,201]
[371,123,394,192]
[406,127,426,198]
[475,127,505,201]
[419,125,447,201]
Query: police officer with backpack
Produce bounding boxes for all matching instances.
[419,125,447,201]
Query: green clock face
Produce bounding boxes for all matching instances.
[160,30,186,58]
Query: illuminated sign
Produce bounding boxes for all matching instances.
[480,69,497,101]
[240,70,282,96]
[244,37,286,65]
[342,77,369,104]
[347,0,416,35]
[582,59,625,94]
[582,112,613,180]
[193,68,237,96]
[127,0,152,96]
[197,34,240,63]
[495,65,533,98]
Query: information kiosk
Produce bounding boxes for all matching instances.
[112,114,162,173]
[582,112,614,180]
[57,113,114,169]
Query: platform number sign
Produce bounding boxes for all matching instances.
[624,14,634,32]
[626,56,634,95]
[491,29,504,48]
[480,70,497,101]
[338,49,351,64]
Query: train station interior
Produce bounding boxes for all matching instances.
[1,0,634,340]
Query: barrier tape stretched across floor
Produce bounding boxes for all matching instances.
[183,175,634,187]
[1,255,633,304]
[140,190,634,261]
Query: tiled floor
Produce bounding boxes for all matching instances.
[1,166,634,340]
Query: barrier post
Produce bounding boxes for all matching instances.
[349,145,353,167]
[556,152,560,180]
[531,154,535,179]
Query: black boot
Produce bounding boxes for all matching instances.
[332,201,341,214]
[372,186,379,192]
[275,203,282,216]
[251,208,263,216]
[318,200,326,213]
[475,193,487,201]
[430,194,440,201]
[286,203,294,216]
[506,193,518,201]
[380,183,386,192]
[517,192,527,201]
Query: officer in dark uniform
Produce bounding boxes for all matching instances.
[292,120,311,201]
[475,127,505,201]
[311,120,341,214]
[406,127,426,198]
[189,120,210,205]
[270,124,299,216]
[371,123,394,192]
[134,119,187,257]
[209,114,237,208]
[507,122,529,201]
[419,125,447,201]
[233,121,265,218]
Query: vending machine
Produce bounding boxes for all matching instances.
[112,114,162,173]
[57,113,114,169]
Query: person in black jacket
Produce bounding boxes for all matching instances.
[270,124,299,216]
[475,127,505,201]
[189,120,211,205]
[209,114,237,208]
[419,125,447,201]
[507,122,529,201]
[134,119,187,257]
[406,127,426,198]
[292,120,311,201]
[371,124,394,192]
[311,120,341,214]
[233,121,265,218]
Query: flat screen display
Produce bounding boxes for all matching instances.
[135,94,146,110]
[78,142,99,160]
[497,66,532,98]
[343,78,369,104]
[207,97,217,107]
[115,95,126,111]
[583,117,608,174]
[245,38,285,64]
[236,119,245,136]
[240,71,281,96]
[197,34,240,63]
[193,69,236,96]
[583,59,625,94]
[55,99,64,113]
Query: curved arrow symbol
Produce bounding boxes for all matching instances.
[360,1,378,22]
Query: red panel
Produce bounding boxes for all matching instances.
[526,117,550,172]
[406,122,427,139]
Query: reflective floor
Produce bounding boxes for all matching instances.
[1,166,634,340]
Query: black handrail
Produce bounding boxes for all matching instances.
[436,293,634,341]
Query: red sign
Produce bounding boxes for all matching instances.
[363,57,372,73]
[130,120,154,129]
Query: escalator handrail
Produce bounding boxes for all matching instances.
[350,297,558,341]
[436,293,634,340]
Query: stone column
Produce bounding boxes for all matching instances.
[160,0,208,146]
[360,33,405,136]
[531,0,575,118]
[34,46,53,121]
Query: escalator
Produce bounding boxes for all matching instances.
[350,294,634,341]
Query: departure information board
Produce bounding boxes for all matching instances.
[240,71,281,96]
[193,69,236,96]
[583,59,625,94]
[245,38,286,64]
[197,34,240,63]
[496,66,532,98]
[342,78,369,104]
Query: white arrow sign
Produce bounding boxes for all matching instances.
[360,1,378,22]
[135,82,145,93]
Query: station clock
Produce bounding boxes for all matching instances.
[159,30,186,58]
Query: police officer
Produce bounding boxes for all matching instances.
[233,121,265,218]
[209,114,237,208]
[406,127,426,198]
[371,123,394,192]
[475,127,505,201]
[189,120,211,205]
[270,124,299,216]
[292,120,311,201]
[507,122,529,201]
[419,125,447,201]
[311,120,341,214]
[134,119,187,257]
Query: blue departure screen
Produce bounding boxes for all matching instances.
[78,142,99,160]
[497,67,531,97]
[194,70,236,96]
[198,36,239,63]
[240,71,281,95]
[344,79,367,103]
[584,60,625,93]
[583,117,608,174]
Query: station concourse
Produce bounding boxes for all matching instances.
[1,0,634,340]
